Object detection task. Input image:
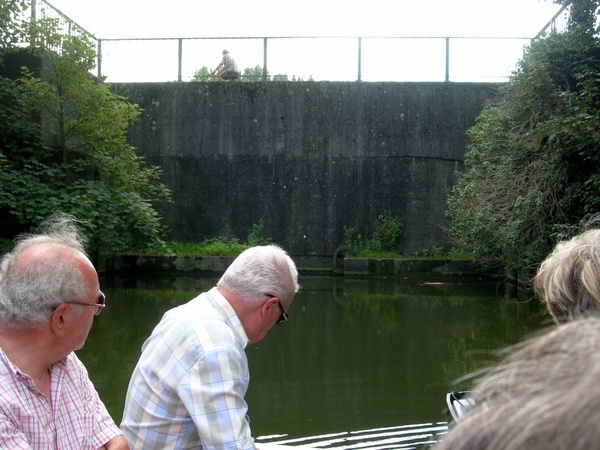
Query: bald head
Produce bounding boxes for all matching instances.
[0,214,92,328]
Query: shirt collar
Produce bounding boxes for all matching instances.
[0,346,68,392]
[206,286,250,347]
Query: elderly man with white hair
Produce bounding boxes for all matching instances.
[121,245,299,450]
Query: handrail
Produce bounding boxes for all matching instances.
[19,1,566,84]
[24,0,101,72]
[534,3,571,39]
[96,35,533,83]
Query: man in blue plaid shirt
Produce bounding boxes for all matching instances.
[121,245,299,450]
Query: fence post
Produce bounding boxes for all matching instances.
[357,37,362,82]
[445,37,450,82]
[29,0,37,47]
[178,38,183,82]
[97,39,102,79]
[263,38,268,81]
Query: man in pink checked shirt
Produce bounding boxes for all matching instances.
[0,214,128,450]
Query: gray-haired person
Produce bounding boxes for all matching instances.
[534,228,600,324]
[121,245,299,450]
[0,213,128,449]
[435,317,600,450]
[211,49,241,80]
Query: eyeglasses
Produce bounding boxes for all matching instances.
[67,291,106,316]
[266,294,289,324]
[276,300,288,324]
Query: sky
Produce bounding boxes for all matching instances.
[43,0,565,82]
[47,0,563,39]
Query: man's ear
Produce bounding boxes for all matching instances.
[261,296,279,318]
[50,304,69,338]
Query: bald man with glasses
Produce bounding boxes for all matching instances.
[0,214,127,450]
[121,245,299,450]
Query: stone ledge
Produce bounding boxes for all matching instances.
[99,255,497,278]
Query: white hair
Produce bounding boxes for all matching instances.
[0,213,89,327]
[218,245,299,306]
[436,318,600,449]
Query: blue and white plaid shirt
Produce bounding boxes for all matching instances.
[121,287,254,450]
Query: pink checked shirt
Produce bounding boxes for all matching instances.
[0,348,122,449]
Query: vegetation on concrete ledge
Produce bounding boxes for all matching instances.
[165,239,248,257]
[344,211,403,256]
[137,218,465,259]
[143,220,273,257]
[160,244,470,259]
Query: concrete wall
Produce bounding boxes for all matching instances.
[118,81,499,256]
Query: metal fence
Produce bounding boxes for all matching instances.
[97,35,533,83]
[24,0,99,56]
[20,0,575,83]
[535,2,571,39]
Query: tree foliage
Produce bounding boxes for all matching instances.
[192,65,214,81]
[344,211,403,254]
[0,0,28,55]
[193,63,315,82]
[446,0,600,272]
[0,15,171,256]
[241,65,269,81]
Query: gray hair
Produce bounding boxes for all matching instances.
[533,228,600,324]
[218,245,299,306]
[0,213,90,328]
[435,318,600,450]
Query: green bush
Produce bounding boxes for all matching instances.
[166,238,246,257]
[163,221,272,257]
[368,212,403,251]
[446,3,600,273]
[246,219,272,246]
[343,225,363,250]
[344,212,403,255]
[0,16,171,256]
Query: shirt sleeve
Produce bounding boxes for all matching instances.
[0,414,33,450]
[178,346,255,450]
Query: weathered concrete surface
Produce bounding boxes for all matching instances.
[118,81,499,256]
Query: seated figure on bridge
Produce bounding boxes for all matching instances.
[211,49,241,81]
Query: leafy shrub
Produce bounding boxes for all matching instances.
[446,8,600,273]
[367,211,403,251]
[0,17,171,257]
[247,219,272,246]
[164,221,273,257]
[343,225,363,250]
[344,212,403,254]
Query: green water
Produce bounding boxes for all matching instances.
[77,274,551,443]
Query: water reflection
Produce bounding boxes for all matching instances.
[77,274,551,448]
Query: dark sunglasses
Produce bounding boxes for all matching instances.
[276,300,288,324]
[266,294,289,324]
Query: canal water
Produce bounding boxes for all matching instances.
[77,274,551,449]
